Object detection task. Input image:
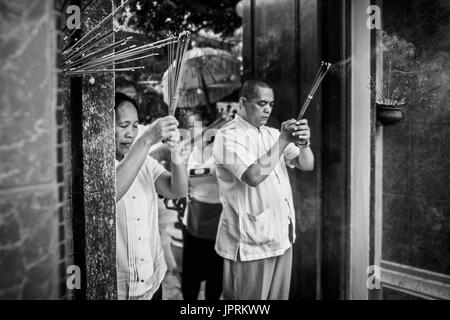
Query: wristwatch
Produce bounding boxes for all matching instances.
[295,140,311,149]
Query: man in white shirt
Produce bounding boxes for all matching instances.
[114,92,188,300]
[213,80,314,300]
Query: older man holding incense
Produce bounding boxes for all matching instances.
[212,80,314,300]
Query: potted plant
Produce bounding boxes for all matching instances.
[370,60,409,126]
[375,98,406,126]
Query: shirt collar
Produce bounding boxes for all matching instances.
[234,114,264,133]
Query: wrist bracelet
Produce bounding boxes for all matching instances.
[295,140,311,149]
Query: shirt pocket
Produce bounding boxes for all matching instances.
[244,208,275,245]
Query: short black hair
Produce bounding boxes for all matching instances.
[115,77,137,91]
[115,92,140,120]
[239,79,271,100]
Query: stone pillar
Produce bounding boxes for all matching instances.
[56,0,74,300]
[80,0,116,299]
[0,0,59,299]
[56,0,117,299]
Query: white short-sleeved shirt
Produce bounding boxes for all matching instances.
[187,142,221,204]
[212,115,300,261]
[183,142,222,239]
[115,155,167,299]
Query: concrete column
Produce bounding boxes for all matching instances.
[0,0,59,299]
[80,0,116,300]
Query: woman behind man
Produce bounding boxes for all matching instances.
[181,112,224,300]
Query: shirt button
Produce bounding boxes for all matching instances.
[132,196,136,199]
[137,218,140,221]
[140,280,144,283]
[138,237,141,240]
[141,258,144,262]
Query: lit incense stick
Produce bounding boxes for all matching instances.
[297,61,332,120]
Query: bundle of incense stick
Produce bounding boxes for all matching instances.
[63,37,177,76]
[61,0,132,57]
[166,32,191,116]
[369,81,407,106]
[369,73,407,107]
[297,61,332,120]
[61,0,179,77]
